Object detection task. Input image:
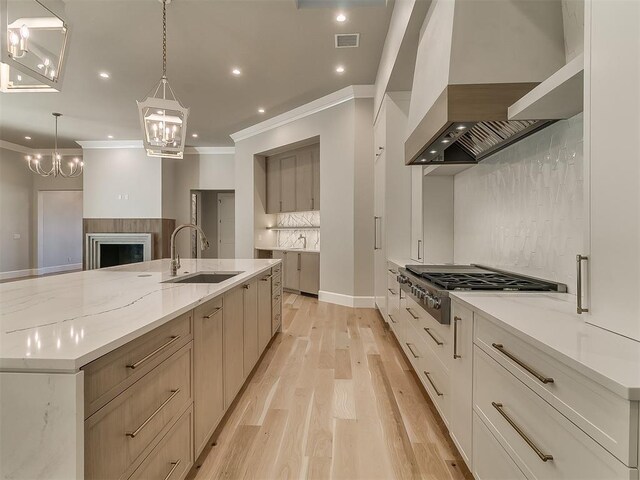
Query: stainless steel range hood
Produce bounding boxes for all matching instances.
[404,0,567,167]
[405,83,555,165]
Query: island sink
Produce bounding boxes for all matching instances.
[164,271,242,284]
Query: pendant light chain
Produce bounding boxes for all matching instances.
[162,0,167,79]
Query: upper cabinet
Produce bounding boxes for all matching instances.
[266,143,320,214]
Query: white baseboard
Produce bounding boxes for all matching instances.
[0,263,82,281]
[318,290,376,308]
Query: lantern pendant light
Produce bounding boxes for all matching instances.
[137,0,189,159]
[26,113,83,178]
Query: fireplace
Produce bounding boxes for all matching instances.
[85,233,153,270]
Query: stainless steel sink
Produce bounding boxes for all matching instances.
[164,271,242,284]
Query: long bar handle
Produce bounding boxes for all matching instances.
[126,388,181,438]
[576,254,589,314]
[260,275,273,282]
[388,314,398,324]
[453,316,461,359]
[388,288,397,295]
[126,335,181,369]
[424,328,443,346]
[204,307,222,319]
[423,371,443,396]
[162,460,182,480]
[406,343,420,359]
[406,307,420,320]
[417,240,422,260]
[492,402,553,462]
[374,216,382,250]
[492,343,554,384]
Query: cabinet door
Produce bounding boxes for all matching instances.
[223,287,244,408]
[194,298,224,456]
[312,148,320,211]
[449,301,474,468]
[243,280,259,377]
[257,272,272,353]
[266,158,281,214]
[283,251,300,291]
[300,252,320,295]
[410,166,423,262]
[584,0,640,340]
[374,147,386,317]
[296,150,314,212]
[280,155,297,213]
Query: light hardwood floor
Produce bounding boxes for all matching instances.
[189,293,472,480]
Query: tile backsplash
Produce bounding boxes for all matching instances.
[454,114,584,292]
[276,211,320,250]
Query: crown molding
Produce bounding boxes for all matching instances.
[0,140,82,156]
[185,146,235,155]
[230,84,375,143]
[75,140,234,156]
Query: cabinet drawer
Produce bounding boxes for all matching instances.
[474,346,633,480]
[272,310,282,335]
[419,337,450,427]
[405,297,452,373]
[83,312,192,418]
[272,263,282,276]
[85,344,193,480]
[475,314,638,466]
[129,405,194,480]
[473,412,527,480]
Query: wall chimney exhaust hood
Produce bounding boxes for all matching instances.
[405,0,567,168]
[405,83,555,165]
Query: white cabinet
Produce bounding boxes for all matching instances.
[449,301,473,468]
[410,166,423,262]
[374,102,387,317]
[582,0,640,341]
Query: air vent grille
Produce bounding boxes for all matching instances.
[335,33,359,48]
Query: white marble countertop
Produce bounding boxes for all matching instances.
[0,258,279,373]
[451,291,640,400]
[256,247,320,253]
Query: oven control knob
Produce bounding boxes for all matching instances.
[426,294,435,308]
[431,296,442,310]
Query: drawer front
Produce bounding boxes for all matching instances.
[83,312,191,418]
[272,272,282,291]
[419,338,450,426]
[473,412,527,480]
[272,263,282,276]
[474,346,633,480]
[85,344,193,480]
[272,308,282,335]
[405,297,452,373]
[129,405,194,480]
[403,320,429,373]
[475,314,637,466]
[387,262,400,276]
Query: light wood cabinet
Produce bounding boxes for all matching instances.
[193,298,224,456]
[223,287,244,408]
[300,252,320,295]
[243,279,259,377]
[257,272,273,353]
[266,143,320,213]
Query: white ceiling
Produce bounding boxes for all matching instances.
[0,0,394,148]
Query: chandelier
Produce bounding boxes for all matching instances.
[137,0,189,159]
[26,113,83,178]
[0,0,69,92]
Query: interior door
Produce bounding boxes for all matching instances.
[217,193,235,258]
[280,155,297,213]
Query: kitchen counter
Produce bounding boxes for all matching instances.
[256,247,320,253]
[0,258,279,372]
[451,291,640,400]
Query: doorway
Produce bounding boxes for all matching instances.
[37,190,83,273]
[190,190,235,259]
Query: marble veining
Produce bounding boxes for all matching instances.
[276,211,320,249]
[0,258,278,372]
[454,114,584,291]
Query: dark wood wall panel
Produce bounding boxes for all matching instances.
[83,218,175,267]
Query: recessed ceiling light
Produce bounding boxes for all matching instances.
[258,108,265,114]
[24,136,31,140]
[456,125,466,130]
[429,150,437,154]
[232,68,241,76]
[336,65,345,73]
[99,72,110,79]
[442,139,450,144]
[107,135,114,139]
[192,133,198,138]
[336,13,346,22]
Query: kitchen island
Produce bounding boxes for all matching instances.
[0,258,282,480]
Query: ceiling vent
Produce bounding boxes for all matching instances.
[335,33,359,48]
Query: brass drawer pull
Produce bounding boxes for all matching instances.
[406,343,420,359]
[163,460,181,480]
[424,328,443,346]
[388,288,397,295]
[204,307,222,319]
[492,402,553,462]
[388,314,398,324]
[406,307,419,320]
[126,388,181,438]
[423,371,443,397]
[492,343,554,384]
[126,335,181,369]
